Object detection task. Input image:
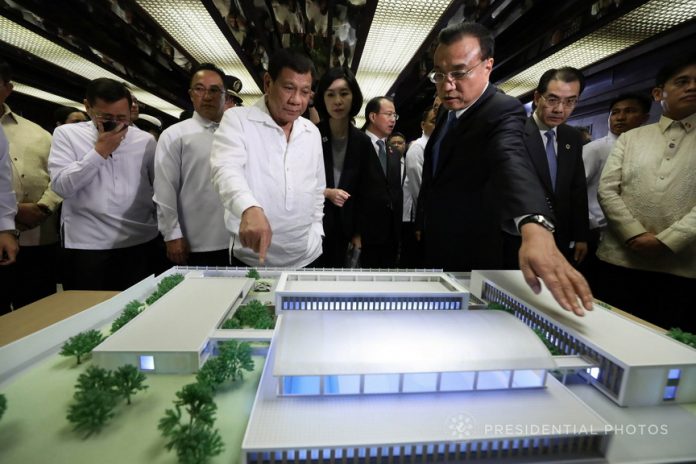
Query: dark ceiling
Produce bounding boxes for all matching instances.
[1,0,695,138]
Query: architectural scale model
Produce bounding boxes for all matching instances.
[37,268,695,463]
[469,270,696,407]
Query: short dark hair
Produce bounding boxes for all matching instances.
[438,22,494,60]
[54,106,84,124]
[536,67,586,95]
[389,132,406,141]
[655,55,696,87]
[609,92,652,114]
[364,96,392,125]
[190,63,226,87]
[85,78,132,108]
[0,61,11,84]
[267,49,315,81]
[314,67,363,120]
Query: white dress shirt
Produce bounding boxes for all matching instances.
[582,131,618,229]
[405,133,429,202]
[210,98,325,268]
[49,121,158,249]
[154,112,229,252]
[0,127,16,231]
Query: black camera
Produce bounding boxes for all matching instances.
[102,120,122,132]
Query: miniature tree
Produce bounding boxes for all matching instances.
[0,394,6,421]
[111,300,144,334]
[668,328,696,349]
[221,317,241,329]
[146,273,185,305]
[245,268,261,280]
[159,383,224,464]
[60,329,106,365]
[113,364,149,405]
[219,341,254,382]
[195,356,228,391]
[235,300,275,329]
[67,366,118,437]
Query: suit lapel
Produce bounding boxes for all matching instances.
[525,118,554,192]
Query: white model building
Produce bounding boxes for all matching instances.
[468,270,696,407]
[240,272,616,463]
[274,271,469,312]
[92,276,253,374]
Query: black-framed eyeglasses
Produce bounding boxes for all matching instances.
[540,94,578,109]
[191,86,224,97]
[428,60,485,84]
[378,112,399,120]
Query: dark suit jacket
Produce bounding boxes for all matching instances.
[356,133,403,245]
[318,121,367,242]
[416,84,552,271]
[523,118,589,254]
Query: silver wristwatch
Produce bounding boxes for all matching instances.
[519,214,555,233]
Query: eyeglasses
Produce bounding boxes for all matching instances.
[93,112,129,123]
[378,112,399,120]
[428,60,485,84]
[541,95,578,109]
[191,85,223,97]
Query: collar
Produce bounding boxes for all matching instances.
[0,103,18,125]
[365,129,386,146]
[192,111,220,130]
[658,112,696,133]
[247,97,313,135]
[454,82,489,118]
[532,111,556,133]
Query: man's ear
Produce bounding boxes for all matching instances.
[263,73,272,93]
[83,98,91,113]
[651,86,663,102]
[369,112,376,124]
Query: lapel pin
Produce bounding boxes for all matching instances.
[565,144,571,149]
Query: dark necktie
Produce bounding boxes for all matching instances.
[376,139,387,175]
[545,130,557,191]
[432,111,457,173]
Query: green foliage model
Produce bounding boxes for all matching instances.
[67,364,148,437]
[60,329,106,365]
[67,366,118,437]
[110,300,144,334]
[146,273,185,305]
[224,300,274,330]
[245,268,261,280]
[113,364,149,405]
[668,328,696,349]
[0,393,6,421]
[159,383,224,464]
[196,341,255,390]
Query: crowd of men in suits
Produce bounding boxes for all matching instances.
[1,21,694,332]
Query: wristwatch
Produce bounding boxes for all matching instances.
[0,229,20,238]
[519,214,555,233]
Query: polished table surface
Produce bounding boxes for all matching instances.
[0,290,119,347]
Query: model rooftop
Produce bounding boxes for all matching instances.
[273,310,556,377]
[469,270,696,367]
[93,277,250,353]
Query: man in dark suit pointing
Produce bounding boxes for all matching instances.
[415,22,592,316]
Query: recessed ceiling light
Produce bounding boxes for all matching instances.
[498,0,696,97]
[0,15,183,117]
